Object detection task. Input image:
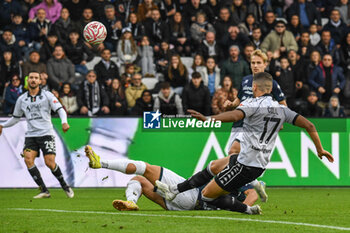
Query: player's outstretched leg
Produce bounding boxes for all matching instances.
[113,179,141,211]
[250,180,268,202]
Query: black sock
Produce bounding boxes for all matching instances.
[209,195,247,213]
[28,165,48,192]
[51,164,68,189]
[177,167,214,193]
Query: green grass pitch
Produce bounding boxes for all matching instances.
[1,188,350,233]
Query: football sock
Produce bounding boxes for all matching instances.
[125,180,142,203]
[28,165,48,192]
[249,179,259,187]
[202,194,248,213]
[174,164,214,194]
[101,159,146,175]
[51,164,68,189]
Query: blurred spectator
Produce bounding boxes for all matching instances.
[242,43,255,64]
[309,54,345,103]
[94,49,120,87]
[164,54,188,95]
[298,31,315,60]
[40,72,51,91]
[313,0,337,18]
[121,64,135,88]
[153,82,183,115]
[248,0,272,24]
[324,96,346,117]
[29,0,62,23]
[125,73,147,108]
[137,0,158,22]
[101,4,122,52]
[260,10,276,36]
[287,14,303,42]
[189,54,206,81]
[323,9,348,46]
[250,26,263,49]
[335,0,350,26]
[63,0,88,22]
[183,0,214,23]
[298,91,323,117]
[169,12,191,57]
[182,71,211,115]
[316,30,340,65]
[202,57,220,96]
[287,0,321,28]
[190,12,215,49]
[238,13,258,36]
[131,90,154,116]
[47,45,76,90]
[7,14,30,58]
[126,13,146,43]
[51,8,78,45]
[154,41,174,73]
[230,0,247,25]
[21,51,47,78]
[3,74,23,115]
[117,28,138,66]
[340,32,350,73]
[198,31,223,63]
[108,78,128,115]
[39,32,58,62]
[87,0,108,21]
[0,51,20,88]
[0,29,22,62]
[138,36,155,77]
[77,70,110,116]
[309,24,321,46]
[220,45,250,89]
[303,50,322,84]
[114,0,138,23]
[214,7,235,41]
[211,76,237,114]
[144,9,169,52]
[205,0,222,18]
[77,8,94,35]
[0,0,22,30]
[65,30,94,76]
[261,20,298,58]
[59,82,78,115]
[271,0,284,17]
[220,26,250,56]
[28,8,51,50]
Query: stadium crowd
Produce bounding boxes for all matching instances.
[0,0,349,117]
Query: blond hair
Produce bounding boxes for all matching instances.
[251,49,268,63]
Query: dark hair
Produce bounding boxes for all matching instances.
[253,72,273,83]
[160,82,171,89]
[192,71,202,79]
[29,50,40,56]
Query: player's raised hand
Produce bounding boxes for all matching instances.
[188,109,206,122]
[317,150,334,163]
[62,123,70,133]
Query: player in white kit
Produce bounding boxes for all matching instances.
[156,72,334,214]
[0,71,74,199]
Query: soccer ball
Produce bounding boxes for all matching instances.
[83,21,107,45]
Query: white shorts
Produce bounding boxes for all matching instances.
[226,127,243,154]
[159,168,199,211]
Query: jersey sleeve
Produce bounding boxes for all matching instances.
[237,81,244,100]
[282,106,299,125]
[272,80,285,102]
[46,92,63,112]
[236,99,257,118]
[12,97,23,118]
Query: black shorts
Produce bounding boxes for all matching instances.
[23,135,56,156]
[214,154,265,193]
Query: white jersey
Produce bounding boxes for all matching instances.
[12,89,63,137]
[236,95,298,168]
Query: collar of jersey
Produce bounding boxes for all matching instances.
[27,88,42,97]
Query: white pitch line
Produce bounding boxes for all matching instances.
[8,208,350,231]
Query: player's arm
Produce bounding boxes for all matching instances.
[294,115,334,162]
[188,109,245,123]
[0,117,21,135]
[242,189,259,206]
[57,108,69,133]
[49,92,70,133]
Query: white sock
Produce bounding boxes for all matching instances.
[169,184,180,194]
[125,180,142,203]
[245,206,253,214]
[249,179,259,187]
[101,159,146,175]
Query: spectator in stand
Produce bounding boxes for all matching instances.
[211,76,237,114]
[313,0,337,18]
[3,74,23,115]
[261,20,298,59]
[117,28,138,66]
[0,51,20,90]
[137,0,158,22]
[230,0,248,25]
[298,91,323,117]
[121,64,135,89]
[309,54,346,104]
[153,82,183,115]
[242,43,255,64]
[28,8,51,51]
[238,13,258,37]
[183,0,214,23]
[324,96,347,117]
[309,24,321,46]
[220,45,250,89]
[29,0,62,23]
[335,0,350,26]
[39,32,58,62]
[108,78,128,115]
[298,31,315,61]
[51,8,78,45]
[47,45,76,90]
[198,31,223,64]
[260,10,276,37]
[214,7,235,41]
[323,9,348,46]
[202,57,220,97]
[63,0,88,22]
[21,51,46,78]
[101,4,123,52]
[164,54,188,95]
[248,0,272,24]
[94,48,120,88]
[154,41,174,73]
[0,29,22,62]
[340,32,350,74]
[40,72,51,91]
[65,30,94,76]
[220,26,250,58]
[125,73,147,108]
[169,12,191,57]
[138,35,155,77]
[77,70,110,116]
[59,82,78,115]
[114,0,139,23]
[87,0,108,21]
[131,90,154,116]
[0,0,22,30]
[77,8,94,35]
[287,0,321,29]
[250,26,263,49]
[287,14,303,42]
[126,13,146,43]
[7,14,30,58]
[144,9,169,52]
[205,0,222,18]
[287,49,307,99]
[303,50,322,85]
[271,0,284,17]
[182,71,211,115]
[316,30,340,65]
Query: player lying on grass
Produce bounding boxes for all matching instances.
[84,146,263,214]
[156,72,334,214]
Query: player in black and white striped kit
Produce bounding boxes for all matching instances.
[0,71,74,199]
